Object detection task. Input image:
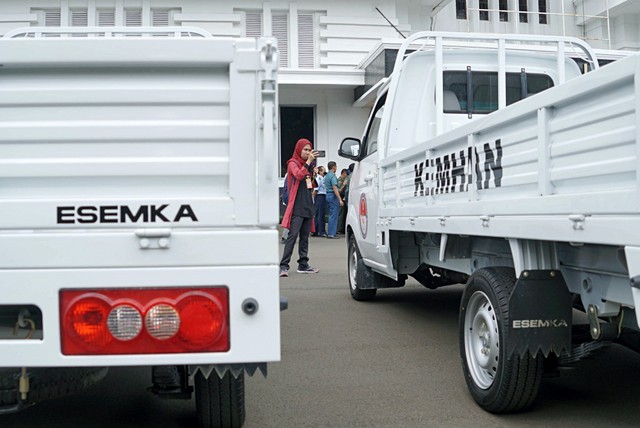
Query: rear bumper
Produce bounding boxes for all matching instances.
[0,264,280,367]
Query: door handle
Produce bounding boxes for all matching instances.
[364,173,374,184]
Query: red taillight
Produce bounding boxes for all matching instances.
[66,294,112,349]
[60,288,229,355]
[177,292,225,349]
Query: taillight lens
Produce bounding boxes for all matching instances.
[60,287,229,355]
[66,294,112,349]
[107,305,142,341]
[177,292,225,349]
[145,304,180,340]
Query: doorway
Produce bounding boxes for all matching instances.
[280,106,315,177]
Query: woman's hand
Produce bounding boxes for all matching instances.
[306,150,319,164]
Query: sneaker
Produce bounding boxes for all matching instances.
[327,235,340,239]
[279,268,289,277]
[296,266,319,274]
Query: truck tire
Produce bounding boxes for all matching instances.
[195,370,245,428]
[0,367,108,411]
[459,267,543,413]
[348,235,377,301]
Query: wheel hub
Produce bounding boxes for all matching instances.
[465,291,500,389]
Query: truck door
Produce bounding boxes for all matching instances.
[350,94,386,267]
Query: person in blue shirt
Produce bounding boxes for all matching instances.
[324,161,343,239]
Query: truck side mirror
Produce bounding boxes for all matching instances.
[338,137,361,161]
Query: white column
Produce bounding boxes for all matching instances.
[115,0,124,26]
[468,0,479,32]
[491,0,500,32]
[60,0,69,26]
[142,0,150,26]
[263,2,271,36]
[88,0,96,27]
[289,2,299,69]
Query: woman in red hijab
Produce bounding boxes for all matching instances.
[279,138,320,277]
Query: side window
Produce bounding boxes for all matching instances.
[443,71,554,114]
[443,71,498,114]
[365,107,384,157]
[363,93,386,158]
[506,72,553,105]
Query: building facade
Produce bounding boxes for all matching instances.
[437,1,640,51]
[0,1,637,176]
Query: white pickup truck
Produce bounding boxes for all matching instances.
[340,31,640,413]
[0,27,281,427]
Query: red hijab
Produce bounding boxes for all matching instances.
[288,138,313,166]
[281,138,315,231]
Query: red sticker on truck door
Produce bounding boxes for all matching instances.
[359,193,368,239]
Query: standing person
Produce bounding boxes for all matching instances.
[312,166,327,237]
[280,173,289,243]
[325,161,344,239]
[337,168,349,234]
[279,138,320,277]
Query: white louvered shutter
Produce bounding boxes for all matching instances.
[97,9,115,27]
[271,12,289,68]
[245,11,262,38]
[152,9,170,27]
[125,9,142,27]
[70,9,88,26]
[298,13,315,69]
[44,9,61,27]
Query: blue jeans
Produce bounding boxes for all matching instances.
[326,193,339,237]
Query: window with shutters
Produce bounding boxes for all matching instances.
[272,12,289,68]
[97,9,115,26]
[69,8,88,37]
[70,9,88,27]
[152,9,170,27]
[31,8,61,36]
[240,9,291,68]
[297,12,316,69]
[42,9,62,27]
[125,9,142,27]
[244,11,262,38]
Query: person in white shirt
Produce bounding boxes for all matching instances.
[312,166,327,237]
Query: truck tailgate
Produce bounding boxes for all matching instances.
[0,35,278,267]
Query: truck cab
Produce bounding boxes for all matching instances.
[340,33,591,279]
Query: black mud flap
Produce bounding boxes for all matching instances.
[507,270,572,358]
